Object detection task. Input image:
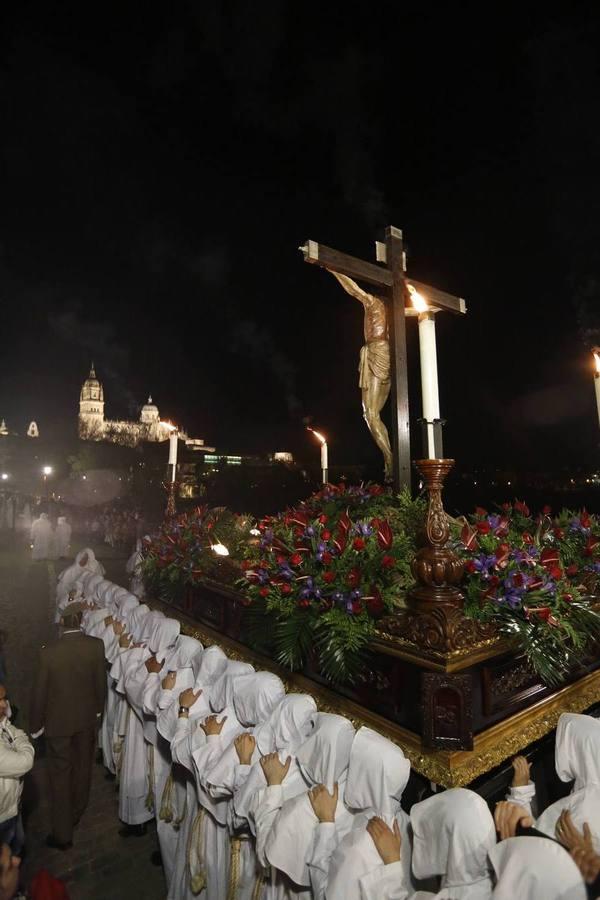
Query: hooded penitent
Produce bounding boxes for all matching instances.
[265,713,356,887]
[323,727,412,900]
[410,788,496,900]
[489,836,586,900]
[555,713,600,790]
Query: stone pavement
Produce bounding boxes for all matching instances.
[0,534,166,899]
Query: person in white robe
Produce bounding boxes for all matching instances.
[166,646,228,900]
[54,516,72,558]
[119,617,180,834]
[504,713,600,850]
[30,512,52,561]
[144,635,203,888]
[205,671,286,900]
[362,788,496,900]
[126,537,148,598]
[186,663,255,900]
[56,548,105,602]
[489,835,586,899]
[258,713,355,899]
[308,726,413,900]
[232,693,317,834]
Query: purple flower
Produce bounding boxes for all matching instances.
[488,515,501,531]
[474,555,497,576]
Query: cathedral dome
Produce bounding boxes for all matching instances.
[140,395,160,424]
[80,364,104,402]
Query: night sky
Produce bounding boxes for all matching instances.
[1,4,600,475]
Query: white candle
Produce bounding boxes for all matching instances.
[418,312,441,458]
[321,441,328,472]
[594,351,600,428]
[168,431,178,481]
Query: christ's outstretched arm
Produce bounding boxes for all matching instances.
[331,271,373,307]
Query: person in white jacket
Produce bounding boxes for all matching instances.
[0,685,34,853]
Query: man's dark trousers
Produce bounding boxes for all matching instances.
[46,729,97,844]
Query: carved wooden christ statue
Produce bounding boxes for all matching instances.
[331,271,393,480]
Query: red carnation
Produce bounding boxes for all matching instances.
[381,555,395,569]
[581,510,592,528]
[322,551,333,565]
[496,542,511,558]
[522,532,534,545]
[583,537,599,557]
[542,505,552,516]
[259,587,269,597]
[353,537,366,551]
[476,521,491,535]
[566,564,579,577]
[297,599,311,608]
[475,506,488,517]
[322,530,332,541]
[514,500,530,517]
[323,571,336,583]
[368,484,384,495]
[501,503,512,512]
[276,555,287,565]
[290,553,303,566]
[465,560,477,574]
[553,527,565,540]
[241,560,253,571]
[319,515,328,525]
[489,575,500,587]
[351,601,364,614]
[550,565,563,581]
[280,583,292,595]
[562,593,573,603]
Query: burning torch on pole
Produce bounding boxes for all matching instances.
[307,427,328,485]
[593,348,600,429]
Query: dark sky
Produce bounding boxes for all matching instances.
[1,3,600,474]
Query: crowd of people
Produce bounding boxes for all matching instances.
[2,546,600,899]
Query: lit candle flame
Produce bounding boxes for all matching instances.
[407,283,428,313]
[594,349,600,375]
[212,542,229,556]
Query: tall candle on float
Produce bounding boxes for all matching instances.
[308,428,329,484]
[168,430,178,482]
[408,285,440,458]
[594,349,600,428]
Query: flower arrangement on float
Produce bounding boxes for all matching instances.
[451,501,600,685]
[238,484,426,683]
[140,505,255,601]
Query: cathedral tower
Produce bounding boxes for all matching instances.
[79,364,105,439]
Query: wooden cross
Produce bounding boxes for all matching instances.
[300,225,466,492]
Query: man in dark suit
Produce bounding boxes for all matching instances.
[30,603,106,850]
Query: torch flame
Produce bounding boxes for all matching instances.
[308,428,326,445]
[407,283,428,313]
[594,349,600,375]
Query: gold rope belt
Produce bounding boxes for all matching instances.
[188,807,207,895]
[145,742,155,813]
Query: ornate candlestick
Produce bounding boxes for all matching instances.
[164,480,178,518]
[401,459,489,653]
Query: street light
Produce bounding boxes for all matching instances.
[42,465,53,502]
[1,474,8,481]
[307,427,329,484]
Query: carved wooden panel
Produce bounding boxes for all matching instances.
[422,672,473,750]
[482,656,544,716]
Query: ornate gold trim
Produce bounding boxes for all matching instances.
[371,630,510,671]
[157,601,600,789]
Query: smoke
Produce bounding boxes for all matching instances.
[231,319,303,419]
[49,307,140,415]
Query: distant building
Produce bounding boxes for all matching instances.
[78,364,204,448]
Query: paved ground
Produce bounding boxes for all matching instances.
[0,533,166,899]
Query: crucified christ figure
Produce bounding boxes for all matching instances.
[331,272,393,481]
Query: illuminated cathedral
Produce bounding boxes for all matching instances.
[78,365,178,446]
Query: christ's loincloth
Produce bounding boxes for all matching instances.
[358,339,390,389]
